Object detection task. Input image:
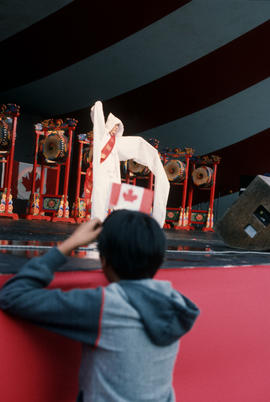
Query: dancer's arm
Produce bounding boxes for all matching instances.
[91,100,106,141]
[117,137,170,227]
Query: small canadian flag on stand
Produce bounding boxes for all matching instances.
[109,183,153,214]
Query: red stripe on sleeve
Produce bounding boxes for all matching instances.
[94,287,105,348]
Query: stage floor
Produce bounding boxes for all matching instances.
[0,218,270,273]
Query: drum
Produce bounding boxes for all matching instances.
[128,159,150,176]
[192,166,213,187]
[41,132,68,163]
[0,120,11,152]
[82,145,93,170]
[164,159,186,182]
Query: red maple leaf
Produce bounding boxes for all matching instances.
[123,189,138,202]
[21,171,41,192]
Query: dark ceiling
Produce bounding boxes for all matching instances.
[0,0,72,42]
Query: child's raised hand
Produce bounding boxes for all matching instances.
[71,219,102,247]
[58,218,102,256]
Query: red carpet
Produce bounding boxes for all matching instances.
[1,265,270,402]
[159,266,270,402]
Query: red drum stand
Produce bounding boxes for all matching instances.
[72,132,93,223]
[0,104,20,220]
[185,155,221,232]
[163,148,194,230]
[26,118,77,223]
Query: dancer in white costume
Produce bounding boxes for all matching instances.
[90,101,169,227]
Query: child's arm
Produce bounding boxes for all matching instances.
[0,220,104,346]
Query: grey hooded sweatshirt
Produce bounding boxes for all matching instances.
[0,248,200,402]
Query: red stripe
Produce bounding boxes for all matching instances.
[94,287,105,349]
[109,183,121,207]
[140,188,154,214]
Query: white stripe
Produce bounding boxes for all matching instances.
[1,1,269,114]
[140,78,270,155]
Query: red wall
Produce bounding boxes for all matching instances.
[1,265,270,402]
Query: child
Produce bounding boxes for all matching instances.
[0,210,199,402]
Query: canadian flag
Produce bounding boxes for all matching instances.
[109,183,153,214]
[11,161,56,200]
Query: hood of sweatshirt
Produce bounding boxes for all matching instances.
[119,280,200,346]
[105,113,124,137]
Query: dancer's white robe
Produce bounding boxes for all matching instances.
[91,101,169,226]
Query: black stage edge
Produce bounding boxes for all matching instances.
[0,218,270,274]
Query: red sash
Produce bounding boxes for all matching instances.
[84,163,93,211]
[84,134,116,210]
[100,134,116,163]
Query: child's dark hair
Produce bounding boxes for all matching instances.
[98,210,166,279]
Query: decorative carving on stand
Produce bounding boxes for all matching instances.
[0,103,20,220]
[26,118,78,222]
[72,132,93,223]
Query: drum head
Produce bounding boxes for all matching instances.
[128,159,150,176]
[192,166,213,187]
[43,132,68,163]
[164,159,186,182]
